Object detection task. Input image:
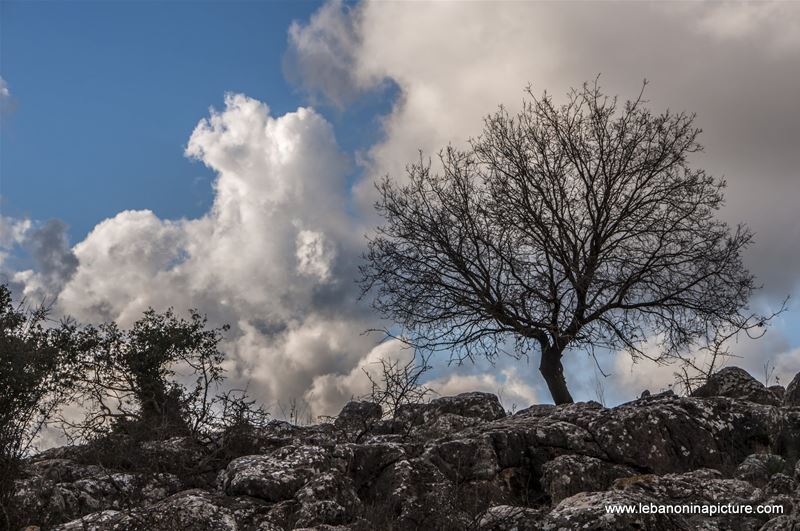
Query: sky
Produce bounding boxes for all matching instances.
[1,0,799,418]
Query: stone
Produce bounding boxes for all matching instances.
[692,366,780,406]
[541,454,638,503]
[220,444,329,501]
[736,454,788,487]
[784,372,800,407]
[478,505,546,530]
[334,401,383,440]
[768,385,785,402]
[12,372,800,531]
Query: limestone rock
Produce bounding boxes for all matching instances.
[334,401,382,440]
[220,445,330,501]
[784,372,800,407]
[541,454,637,503]
[736,454,787,487]
[692,366,780,406]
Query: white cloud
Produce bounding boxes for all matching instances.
[285,0,380,108]
[0,77,9,99]
[427,368,539,413]
[47,94,384,418]
[287,1,800,299]
[296,229,336,282]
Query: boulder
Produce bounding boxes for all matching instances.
[765,473,797,496]
[691,367,780,406]
[541,490,690,530]
[472,394,780,476]
[784,372,800,407]
[768,385,785,403]
[541,454,638,503]
[294,472,362,527]
[334,401,383,440]
[735,454,787,487]
[426,392,507,421]
[220,444,330,501]
[478,505,546,530]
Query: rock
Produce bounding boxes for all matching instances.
[14,380,800,531]
[611,469,768,530]
[541,490,690,530]
[736,454,787,487]
[473,394,781,476]
[334,401,383,440]
[294,472,362,527]
[768,385,786,402]
[220,444,330,501]
[478,505,546,530]
[424,436,500,483]
[134,490,238,530]
[53,510,130,531]
[53,490,240,531]
[785,372,800,407]
[426,392,507,421]
[692,366,780,406]
[541,454,638,503]
[765,473,797,496]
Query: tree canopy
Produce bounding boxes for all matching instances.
[360,81,755,404]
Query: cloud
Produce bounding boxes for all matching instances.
[0,77,9,99]
[287,1,800,298]
[304,339,540,414]
[284,0,381,109]
[689,2,800,51]
[1,217,78,302]
[427,368,539,413]
[41,93,386,418]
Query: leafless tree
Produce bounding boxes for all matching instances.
[362,353,434,420]
[361,80,759,405]
[673,300,786,394]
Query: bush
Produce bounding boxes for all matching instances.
[0,284,83,528]
[69,308,233,441]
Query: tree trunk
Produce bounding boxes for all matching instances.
[540,346,574,405]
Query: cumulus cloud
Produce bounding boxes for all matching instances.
[0,77,9,99]
[427,368,539,413]
[38,93,386,417]
[287,1,800,299]
[304,339,539,414]
[284,0,381,108]
[284,0,800,401]
[1,217,78,302]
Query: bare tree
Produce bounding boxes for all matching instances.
[673,301,786,394]
[362,353,434,420]
[360,80,758,405]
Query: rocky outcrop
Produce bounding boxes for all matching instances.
[785,372,800,407]
[12,373,800,531]
[691,366,780,405]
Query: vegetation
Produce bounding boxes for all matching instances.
[361,80,760,404]
[0,285,83,528]
[0,284,269,529]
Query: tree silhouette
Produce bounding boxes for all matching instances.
[360,81,756,404]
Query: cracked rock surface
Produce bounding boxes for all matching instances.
[12,368,800,530]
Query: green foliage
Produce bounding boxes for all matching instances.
[0,284,83,528]
[73,308,234,441]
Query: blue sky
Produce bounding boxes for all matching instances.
[1,1,798,414]
[1,0,390,241]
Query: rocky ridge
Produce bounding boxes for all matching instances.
[12,368,800,530]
